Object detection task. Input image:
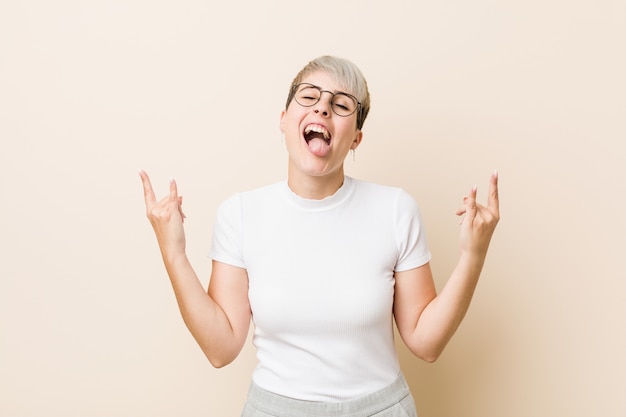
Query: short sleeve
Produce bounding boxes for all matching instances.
[394,189,431,272]
[208,193,246,269]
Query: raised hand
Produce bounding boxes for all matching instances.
[139,170,187,256]
[456,171,500,257]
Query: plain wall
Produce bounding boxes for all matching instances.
[1,1,624,416]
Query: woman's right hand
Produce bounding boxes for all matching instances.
[139,170,187,257]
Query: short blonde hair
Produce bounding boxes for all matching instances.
[285,56,371,130]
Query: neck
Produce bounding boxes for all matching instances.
[287,166,345,200]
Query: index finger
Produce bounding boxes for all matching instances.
[138,169,157,207]
[488,170,500,212]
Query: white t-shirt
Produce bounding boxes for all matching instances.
[209,176,431,401]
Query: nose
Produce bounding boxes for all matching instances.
[313,92,332,116]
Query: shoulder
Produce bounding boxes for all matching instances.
[217,181,285,213]
[350,177,418,208]
[240,181,284,200]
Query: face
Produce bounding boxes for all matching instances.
[280,71,363,184]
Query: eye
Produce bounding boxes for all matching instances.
[332,94,356,114]
[296,86,321,105]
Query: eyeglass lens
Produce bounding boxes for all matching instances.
[294,85,358,117]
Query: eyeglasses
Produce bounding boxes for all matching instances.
[292,83,361,118]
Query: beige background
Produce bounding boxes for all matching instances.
[1,1,624,416]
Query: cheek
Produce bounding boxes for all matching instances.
[337,124,360,142]
[281,108,294,126]
[284,111,307,135]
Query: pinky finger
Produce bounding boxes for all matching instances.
[169,178,179,202]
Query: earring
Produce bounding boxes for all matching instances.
[351,149,356,162]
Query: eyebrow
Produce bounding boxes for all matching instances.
[301,83,355,97]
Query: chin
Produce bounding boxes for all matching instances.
[301,162,342,179]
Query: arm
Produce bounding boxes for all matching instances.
[139,171,251,368]
[394,171,500,362]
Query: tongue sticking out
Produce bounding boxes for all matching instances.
[305,131,331,157]
[307,137,331,157]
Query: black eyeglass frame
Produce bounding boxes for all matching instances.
[291,83,362,118]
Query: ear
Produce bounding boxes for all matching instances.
[279,110,286,133]
[351,130,363,150]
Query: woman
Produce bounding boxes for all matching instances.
[139,55,500,416]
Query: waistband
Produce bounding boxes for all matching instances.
[244,373,411,417]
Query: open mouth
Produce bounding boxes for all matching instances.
[304,124,331,144]
[303,124,332,156]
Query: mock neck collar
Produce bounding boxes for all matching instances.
[283,176,354,211]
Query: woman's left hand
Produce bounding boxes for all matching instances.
[456,171,500,258]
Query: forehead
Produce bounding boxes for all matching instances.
[300,71,351,94]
